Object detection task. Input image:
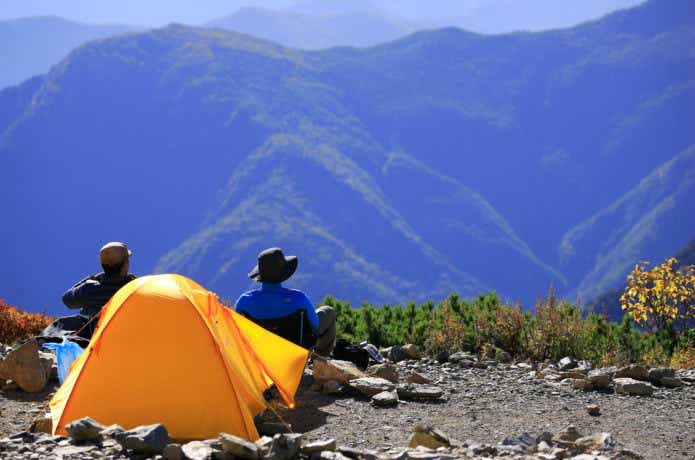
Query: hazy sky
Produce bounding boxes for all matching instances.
[0,0,645,31]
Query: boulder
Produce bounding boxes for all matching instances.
[659,376,684,388]
[65,417,105,442]
[338,446,379,460]
[555,425,582,443]
[448,352,476,364]
[29,413,53,434]
[321,380,343,395]
[120,424,170,455]
[615,364,649,381]
[301,439,336,454]
[0,340,53,392]
[348,377,396,397]
[574,433,616,451]
[163,443,185,460]
[498,433,536,454]
[558,356,576,371]
[182,440,215,460]
[100,424,125,441]
[569,378,594,391]
[401,344,423,360]
[435,351,449,363]
[367,363,399,383]
[408,425,451,449]
[560,370,588,380]
[219,433,259,460]
[614,378,654,396]
[407,372,432,384]
[371,390,398,407]
[648,367,675,384]
[587,368,614,388]
[313,358,366,384]
[266,433,302,460]
[396,383,444,401]
[382,346,406,362]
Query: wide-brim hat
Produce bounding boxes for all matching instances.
[248,247,298,284]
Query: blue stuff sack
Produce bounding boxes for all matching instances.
[43,338,84,383]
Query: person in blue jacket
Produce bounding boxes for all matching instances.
[235,247,336,356]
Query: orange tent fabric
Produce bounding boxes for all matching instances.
[49,274,309,440]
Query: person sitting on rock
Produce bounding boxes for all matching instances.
[41,242,136,343]
[235,247,336,356]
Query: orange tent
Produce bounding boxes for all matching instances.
[49,274,309,440]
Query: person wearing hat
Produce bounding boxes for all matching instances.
[235,247,336,356]
[41,242,137,342]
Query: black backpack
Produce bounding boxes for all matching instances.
[332,339,370,369]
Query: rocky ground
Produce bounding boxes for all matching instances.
[1,343,694,459]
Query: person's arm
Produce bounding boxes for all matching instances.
[61,275,108,310]
[234,294,248,314]
[300,293,320,331]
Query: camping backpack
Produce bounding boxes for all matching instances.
[332,339,370,369]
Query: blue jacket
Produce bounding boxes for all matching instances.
[235,283,319,331]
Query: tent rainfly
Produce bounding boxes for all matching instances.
[49,274,309,440]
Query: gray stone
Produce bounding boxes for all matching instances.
[266,433,302,460]
[219,433,258,460]
[407,372,431,384]
[498,433,536,454]
[121,424,170,455]
[65,417,105,442]
[163,443,185,460]
[396,383,443,401]
[182,440,215,460]
[448,352,476,364]
[321,380,343,395]
[313,358,366,384]
[254,436,274,455]
[371,390,399,407]
[366,363,399,383]
[614,378,654,396]
[316,452,351,460]
[659,376,684,388]
[560,370,588,380]
[100,424,125,442]
[555,425,582,443]
[648,367,675,384]
[615,364,649,381]
[586,404,600,416]
[338,445,380,460]
[348,377,396,397]
[558,356,577,371]
[569,378,594,391]
[301,438,336,454]
[0,340,53,393]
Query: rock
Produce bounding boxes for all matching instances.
[121,424,170,455]
[408,425,451,449]
[255,436,274,455]
[448,352,476,364]
[65,417,105,442]
[316,452,352,460]
[338,445,380,460]
[266,433,302,460]
[401,344,423,360]
[313,358,366,384]
[615,364,649,381]
[258,422,292,436]
[558,356,577,371]
[569,378,594,391]
[560,370,588,380]
[648,367,675,384]
[0,340,53,392]
[301,439,336,454]
[587,368,614,388]
[614,378,654,396]
[495,349,512,363]
[382,346,406,362]
[574,432,616,451]
[435,351,449,363]
[100,424,125,441]
[219,433,259,460]
[678,369,695,382]
[29,413,52,434]
[555,425,582,443]
[322,380,343,395]
[1,380,19,391]
[53,445,98,457]
[407,372,431,384]
[163,443,185,460]
[182,440,215,460]
[348,377,396,397]
[498,433,536,454]
[586,404,601,416]
[371,390,398,407]
[396,383,443,401]
[367,363,399,383]
[659,376,684,388]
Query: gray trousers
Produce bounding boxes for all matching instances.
[315,306,336,357]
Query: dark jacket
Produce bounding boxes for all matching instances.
[62,272,136,317]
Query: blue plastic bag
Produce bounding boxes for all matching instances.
[43,338,84,384]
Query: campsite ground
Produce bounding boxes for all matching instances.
[1,363,694,458]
